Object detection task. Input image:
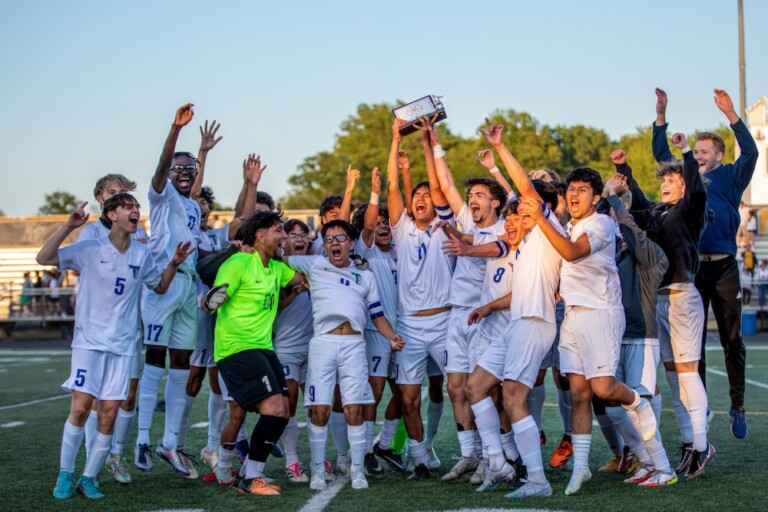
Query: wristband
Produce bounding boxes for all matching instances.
[432,145,446,159]
[489,166,501,174]
[681,147,691,154]
[370,192,380,206]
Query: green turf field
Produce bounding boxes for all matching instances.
[0,342,766,512]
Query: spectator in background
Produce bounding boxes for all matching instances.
[742,244,756,279]
[20,272,32,316]
[33,271,43,315]
[740,265,752,305]
[746,210,758,246]
[49,269,62,315]
[758,260,768,308]
[737,201,749,247]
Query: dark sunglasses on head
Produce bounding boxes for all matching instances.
[323,234,351,243]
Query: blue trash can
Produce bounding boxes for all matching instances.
[742,310,757,336]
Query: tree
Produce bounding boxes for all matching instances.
[38,191,80,215]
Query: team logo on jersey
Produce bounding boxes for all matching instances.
[129,264,141,279]
[351,272,362,285]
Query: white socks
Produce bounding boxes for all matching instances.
[111,407,136,456]
[364,420,375,454]
[348,424,366,472]
[377,418,399,449]
[678,371,709,451]
[557,388,573,435]
[330,411,348,459]
[308,422,328,473]
[528,383,546,430]
[177,394,195,449]
[457,430,477,458]
[426,399,443,447]
[513,416,546,484]
[606,406,652,466]
[571,433,591,472]
[207,392,226,453]
[137,364,164,446]
[60,421,85,473]
[282,416,300,466]
[83,431,112,478]
[84,409,98,457]
[162,368,189,450]
[666,370,693,444]
[245,458,266,479]
[471,397,504,471]
[500,430,520,462]
[595,412,623,457]
[407,438,428,466]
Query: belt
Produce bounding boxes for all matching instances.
[699,253,730,262]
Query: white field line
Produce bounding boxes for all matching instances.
[0,350,71,355]
[0,393,69,411]
[706,368,768,390]
[297,478,346,512]
[1,421,26,428]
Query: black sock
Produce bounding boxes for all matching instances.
[248,415,289,462]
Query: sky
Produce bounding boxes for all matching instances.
[1,0,767,217]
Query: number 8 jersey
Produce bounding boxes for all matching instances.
[58,238,161,356]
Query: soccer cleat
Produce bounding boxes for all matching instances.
[324,460,334,481]
[285,462,309,483]
[407,462,430,481]
[624,465,654,484]
[626,397,657,442]
[235,439,249,464]
[598,456,620,473]
[539,430,547,446]
[236,477,280,496]
[470,459,489,485]
[337,454,351,477]
[200,447,219,468]
[53,470,75,500]
[373,444,406,474]
[476,462,514,493]
[310,470,327,490]
[441,456,479,481]
[564,467,592,496]
[351,469,369,490]
[427,445,442,470]
[507,458,528,489]
[729,408,748,439]
[548,436,573,468]
[505,480,553,499]
[156,444,191,476]
[213,464,235,486]
[639,469,678,487]
[674,443,694,474]
[107,454,132,484]
[75,476,105,500]
[685,443,716,480]
[618,446,635,474]
[134,443,153,472]
[271,443,285,458]
[364,452,385,477]
[177,448,198,479]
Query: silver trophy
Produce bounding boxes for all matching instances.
[392,95,447,136]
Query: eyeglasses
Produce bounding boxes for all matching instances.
[169,165,198,174]
[323,234,351,243]
[287,232,309,239]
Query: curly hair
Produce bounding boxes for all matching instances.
[239,211,283,246]
[463,177,508,216]
[351,203,390,234]
[199,186,215,210]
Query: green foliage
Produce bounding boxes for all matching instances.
[37,190,80,215]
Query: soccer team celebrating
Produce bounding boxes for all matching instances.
[40,86,758,501]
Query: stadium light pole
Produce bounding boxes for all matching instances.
[738,0,746,121]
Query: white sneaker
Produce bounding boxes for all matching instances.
[505,480,553,498]
[177,448,198,479]
[107,454,131,484]
[470,459,489,485]
[155,445,190,476]
[200,447,218,468]
[337,454,351,477]
[564,466,592,496]
[639,469,679,487]
[441,456,479,481]
[427,445,441,470]
[285,462,309,483]
[214,464,234,486]
[624,465,654,484]
[626,397,657,442]
[351,469,369,490]
[476,462,513,493]
[310,470,327,491]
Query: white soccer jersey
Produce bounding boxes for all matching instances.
[272,288,314,353]
[560,212,622,310]
[478,249,515,341]
[391,207,456,315]
[147,180,201,276]
[449,204,505,307]
[354,235,398,330]
[510,207,563,323]
[59,238,161,356]
[198,226,230,253]
[288,255,384,336]
[77,218,148,242]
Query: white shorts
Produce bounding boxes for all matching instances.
[469,330,492,372]
[477,335,506,382]
[656,284,704,364]
[504,318,557,388]
[559,307,624,380]
[364,329,392,378]
[62,348,132,400]
[445,306,478,374]
[304,334,374,408]
[394,311,449,385]
[142,272,198,350]
[276,351,308,385]
[190,309,216,368]
[617,340,660,396]
[130,335,142,380]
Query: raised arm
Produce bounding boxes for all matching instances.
[152,103,194,194]
[611,149,653,212]
[228,154,266,240]
[36,202,90,266]
[652,88,674,163]
[481,119,538,201]
[387,119,407,225]
[426,118,465,215]
[713,88,759,191]
[399,151,414,215]
[414,115,449,208]
[477,149,513,195]
[362,167,382,247]
[192,120,223,199]
[671,133,707,217]
[519,197,592,261]
[339,165,360,222]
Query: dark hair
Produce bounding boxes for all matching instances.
[199,186,215,210]
[463,177,508,216]
[552,180,567,197]
[501,199,519,217]
[103,193,139,216]
[240,211,283,246]
[319,195,345,219]
[256,190,281,214]
[696,132,726,154]
[565,167,603,196]
[283,218,310,234]
[655,159,684,180]
[531,180,559,211]
[411,181,430,199]
[351,203,390,234]
[172,151,198,163]
[320,219,358,241]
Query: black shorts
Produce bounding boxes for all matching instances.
[217,349,288,411]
